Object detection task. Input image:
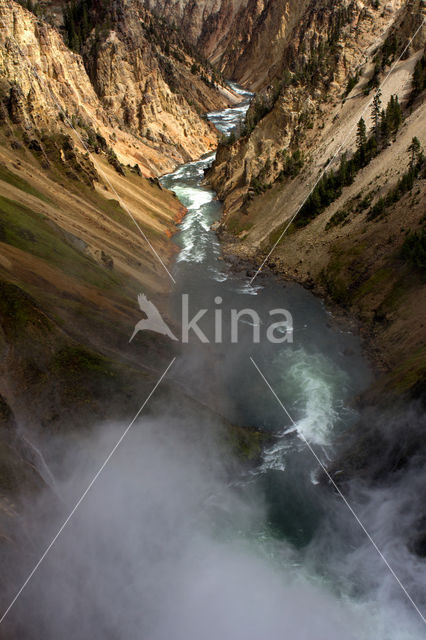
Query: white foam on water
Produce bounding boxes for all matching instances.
[178,246,206,264]
[207,266,228,282]
[227,81,254,99]
[172,186,214,211]
[286,351,344,446]
[260,437,289,472]
[213,273,228,283]
[177,232,208,264]
[179,208,211,233]
[260,350,349,472]
[234,281,264,296]
[162,152,217,183]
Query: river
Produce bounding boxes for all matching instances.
[157,83,426,639]
[3,85,425,640]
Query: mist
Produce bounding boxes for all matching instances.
[1,402,425,640]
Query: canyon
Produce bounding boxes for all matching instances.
[0,0,425,636]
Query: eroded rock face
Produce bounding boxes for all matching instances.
[0,0,101,128]
[0,0,229,173]
[83,3,221,166]
[86,2,235,160]
[143,0,309,90]
[143,0,248,51]
[209,0,309,90]
[208,0,409,212]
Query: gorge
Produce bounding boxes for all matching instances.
[0,1,425,638]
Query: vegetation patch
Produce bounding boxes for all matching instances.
[106,147,125,176]
[278,150,304,180]
[320,245,367,306]
[22,131,99,187]
[266,221,295,249]
[388,347,426,395]
[352,268,393,304]
[325,206,351,230]
[294,94,407,229]
[50,344,123,406]
[290,5,357,92]
[0,196,121,290]
[63,0,111,53]
[53,345,115,378]
[0,280,34,332]
[0,164,51,203]
[225,215,253,236]
[326,192,374,230]
[343,72,360,98]
[409,54,426,104]
[250,174,271,196]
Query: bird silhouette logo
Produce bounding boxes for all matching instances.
[129,294,178,343]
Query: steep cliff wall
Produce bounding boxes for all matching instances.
[209,0,310,90]
[1,0,233,175]
[208,0,426,393]
[144,0,292,89]
[143,0,247,50]
[144,0,317,91]
[209,0,410,207]
[79,1,233,169]
[144,0,234,43]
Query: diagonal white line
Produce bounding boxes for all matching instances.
[0,357,176,626]
[2,27,176,284]
[250,17,426,284]
[250,356,426,626]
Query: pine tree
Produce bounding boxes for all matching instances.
[392,95,402,131]
[411,56,425,99]
[357,117,367,147]
[371,89,382,139]
[82,2,89,39]
[380,108,389,143]
[408,137,421,170]
[356,117,367,165]
[339,153,352,186]
[72,32,80,52]
[386,94,402,133]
